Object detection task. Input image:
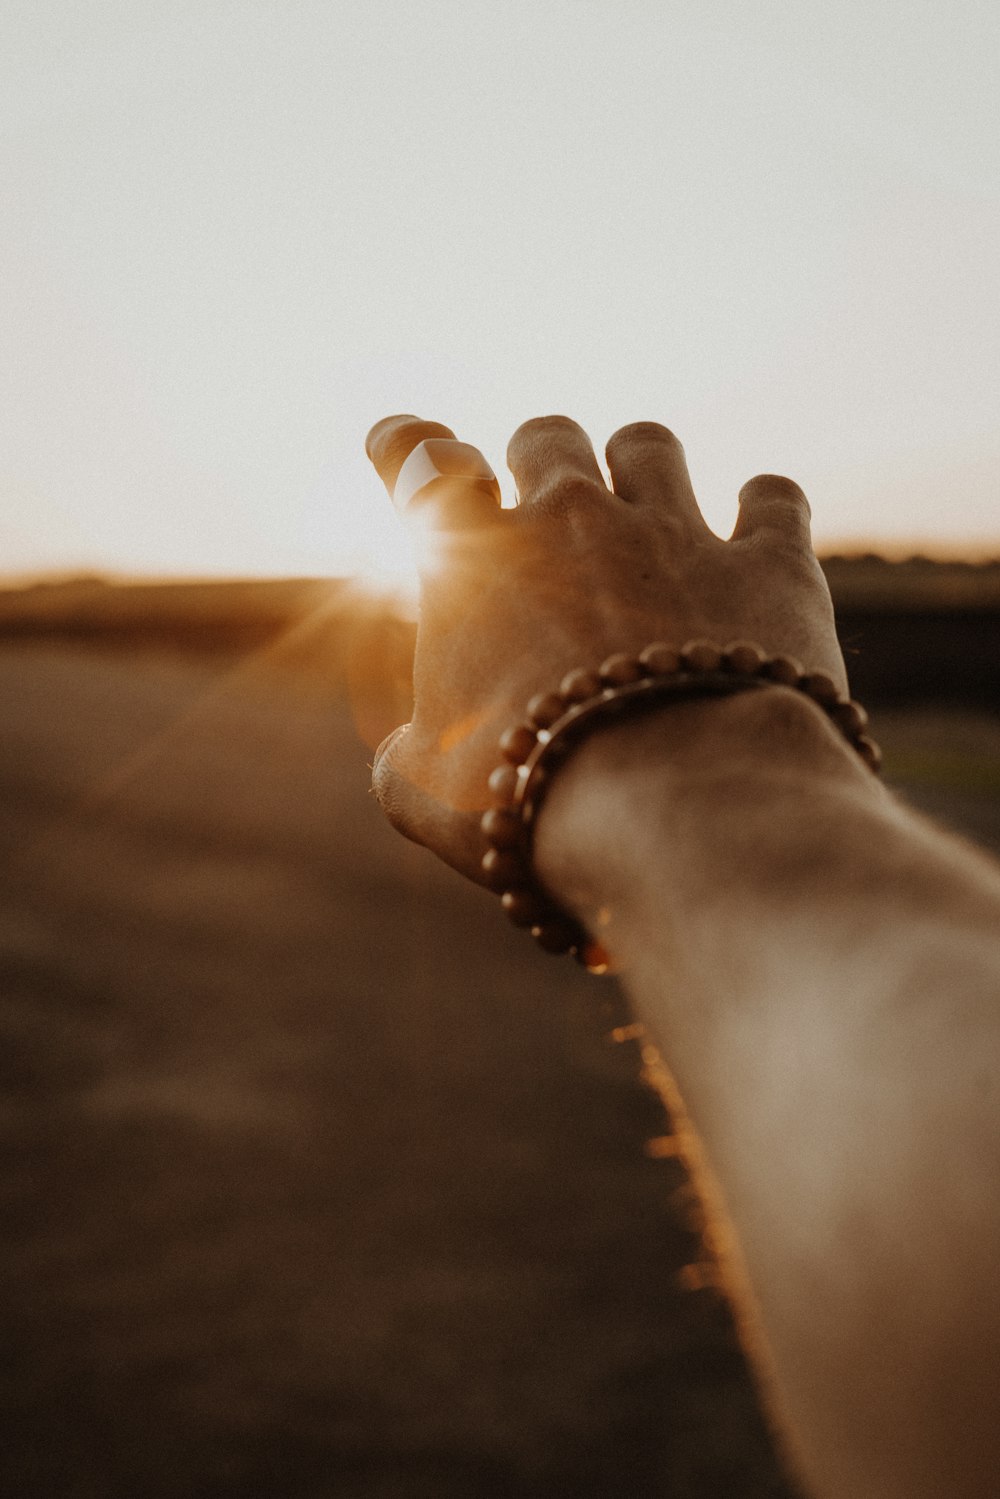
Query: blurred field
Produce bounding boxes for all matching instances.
[1,567,998,1498]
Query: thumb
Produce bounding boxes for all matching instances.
[371,724,490,885]
[370,723,414,834]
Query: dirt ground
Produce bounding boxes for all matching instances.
[2,627,998,1498]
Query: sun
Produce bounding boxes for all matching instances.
[349,505,450,611]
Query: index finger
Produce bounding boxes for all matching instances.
[365,415,458,493]
[365,414,503,531]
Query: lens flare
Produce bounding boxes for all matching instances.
[352,479,508,616]
[353,497,466,609]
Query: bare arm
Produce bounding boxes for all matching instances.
[536,686,1000,1499]
[365,412,1000,1498]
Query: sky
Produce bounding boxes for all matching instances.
[2,0,998,585]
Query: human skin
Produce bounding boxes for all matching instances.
[365,413,1000,1499]
[367,414,847,884]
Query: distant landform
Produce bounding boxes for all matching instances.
[1,557,997,708]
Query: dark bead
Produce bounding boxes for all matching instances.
[579,940,612,974]
[559,668,602,701]
[487,764,519,806]
[498,723,537,763]
[598,652,642,685]
[501,889,546,927]
[481,848,523,890]
[798,671,840,705]
[722,641,765,675]
[638,643,681,675]
[832,699,869,735]
[526,691,566,728]
[480,807,522,849]
[680,640,722,672]
[762,654,804,686]
[856,735,883,772]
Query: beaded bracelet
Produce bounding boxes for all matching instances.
[478,639,881,975]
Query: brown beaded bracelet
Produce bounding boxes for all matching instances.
[479,639,882,975]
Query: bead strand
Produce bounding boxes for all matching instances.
[479,639,881,974]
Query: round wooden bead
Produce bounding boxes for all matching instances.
[762,654,804,686]
[831,699,869,735]
[487,764,520,805]
[526,691,567,728]
[480,807,522,849]
[482,638,881,971]
[722,641,766,675]
[500,889,547,927]
[856,735,883,772]
[598,653,643,685]
[559,668,603,701]
[481,848,523,890]
[531,919,579,954]
[498,723,537,764]
[798,671,841,705]
[680,640,722,672]
[579,940,612,974]
[638,642,682,675]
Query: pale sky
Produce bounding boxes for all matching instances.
[2,0,998,584]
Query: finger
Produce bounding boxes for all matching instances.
[392,437,502,529]
[731,473,813,550]
[604,422,707,530]
[505,414,607,508]
[366,415,502,532]
[365,414,457,493]
[372,728,488,884]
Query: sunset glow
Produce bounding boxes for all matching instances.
[2,1,998,581]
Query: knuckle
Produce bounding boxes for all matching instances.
[743,525,818,574]
[529,474,604,517]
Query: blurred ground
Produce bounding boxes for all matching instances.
[1,571,998,1498]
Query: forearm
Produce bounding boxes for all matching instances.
[365,411,1000,1493]
[536,689,1000,1499]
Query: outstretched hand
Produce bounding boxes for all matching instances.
[365,413,846,883]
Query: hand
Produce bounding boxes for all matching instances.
[365,413,847,883]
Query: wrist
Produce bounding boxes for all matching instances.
[533,686,881,938]
[479,641,881,972]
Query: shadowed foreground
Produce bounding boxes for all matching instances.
[2,580,998,1498]
[1,629,797,1498]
